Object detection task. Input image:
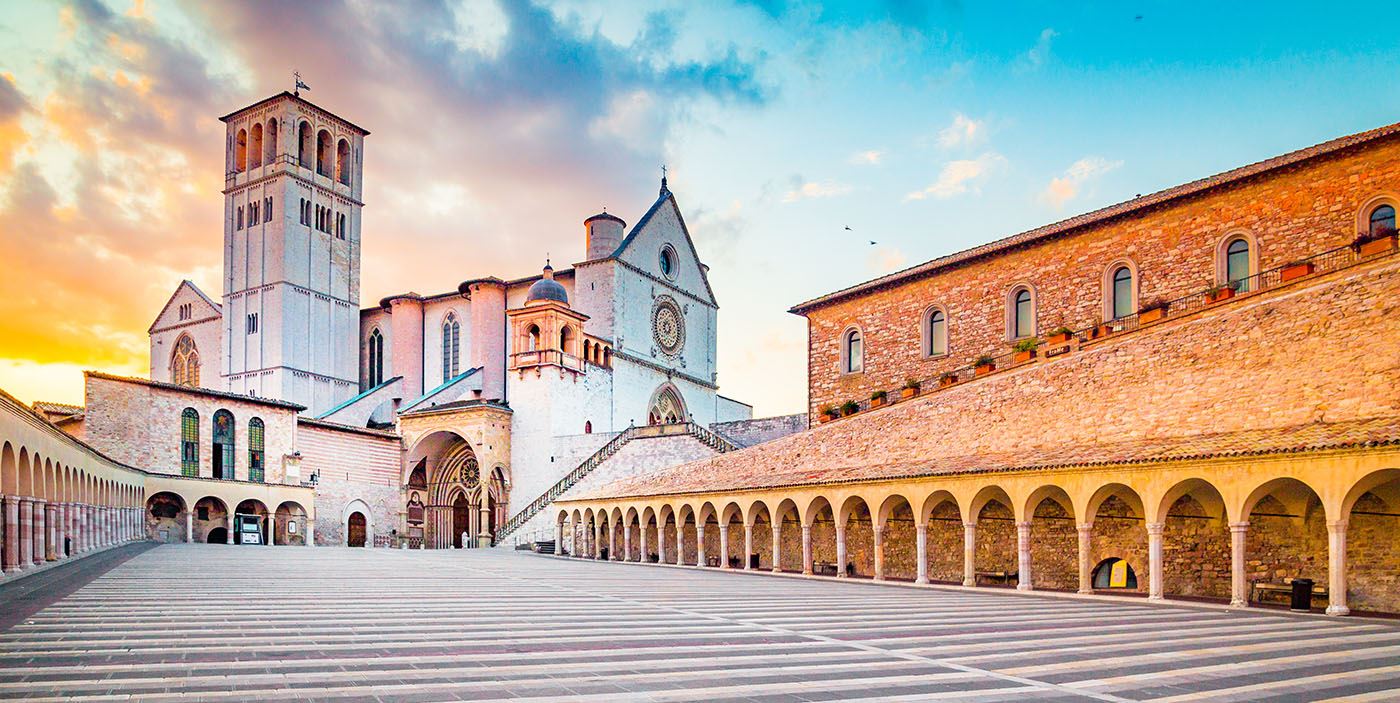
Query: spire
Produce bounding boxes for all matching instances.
[542,258,554,279]
[660,164,669,196]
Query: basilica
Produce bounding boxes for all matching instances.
[8,91,794,556]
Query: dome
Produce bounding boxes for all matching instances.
[525,263,568,305]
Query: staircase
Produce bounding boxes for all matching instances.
[497,422,739,543]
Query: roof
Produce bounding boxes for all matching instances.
[315,376,402,419]
[148,280,221,334]
[398,398,511,418]
[790,119,1400,314]
[32,401,84,416]
[84,371,306,411]
[297,416,400,439]
[573,416,1400,501]
[219,91,371,135]
[585,211,626,226]
[596,182,719,306]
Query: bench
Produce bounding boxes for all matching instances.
[1251,578,1327,605]
[975,571,1018,586]
[814,561,839,576]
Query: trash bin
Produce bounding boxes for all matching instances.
[1290,578,1314,612]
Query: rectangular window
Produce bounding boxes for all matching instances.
[264,197,273,223]
[236,206,243,230]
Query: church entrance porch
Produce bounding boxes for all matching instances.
[398,405,513,551]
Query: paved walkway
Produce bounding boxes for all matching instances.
[1,545,1398,702]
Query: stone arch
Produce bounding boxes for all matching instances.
[235,127,247,171]
[1157,478,1230,601]
[1085,483,1149,594]
[265,117,278,162]
[1354,193,1400,238]
[249,122,263,168]
[336,138,351,185]
[145,491,187,543]
[676,503,698,565]
[315,129,332,177]
[1242,476,1328,609]
[716,501,743,568]
[1005,282,1038,341]
[918,490,962,583]
[639,506,658,562]
[1342,468,1400,613]
[876,493,916,581]
[804,495,837,576]
[971,485,1017,586]
[193,496,230,544]
[772,498,801,572]
[343,499,373,548]
[274,501,307,546]
[1,441,16,496]
[1025,485,1077,592]
[745,500,773,570]
[235,498,270,545]
[1101,257,1140,322]
[647,383,687,425]
[1215,230,1260,291]
[836,494,874,577]
[920,304,950,358]
[657,503,677,564]
[839,324,864,374]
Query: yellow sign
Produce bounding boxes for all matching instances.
[1110,559,1129,588]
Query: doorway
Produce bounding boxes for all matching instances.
[347,512,367,547]
[452,494,468,548]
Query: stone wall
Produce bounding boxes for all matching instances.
[711,414,808,448]
[802,136,1400,418]
[297,420,401,547]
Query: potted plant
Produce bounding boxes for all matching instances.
[1138,298,1168,324]
[900,378,921,398]
[1046,326,1074,345]
[1280,258,1315,282]
[1204,282,1236,304]
[1011,338,1040,363]
[840,400,860,417]
[870,389,888,408]
[1355,226,1398,257]
[818,404,838,424]
[939,371,958,388]
[974,355,996,376]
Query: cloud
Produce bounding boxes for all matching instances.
[866,244,907,274]
[936,113,984,148]
[783,177,853,203]
[849,149,883,165]
[1041,156,1122,208]
[904,152,1005,201]
[1023,28,1058,69]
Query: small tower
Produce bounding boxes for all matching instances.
[584,211,625,260]
[507,263,589,374]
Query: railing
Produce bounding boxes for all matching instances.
[822,235,1399,421]
[496,421,740,542]
[510,349,585,372]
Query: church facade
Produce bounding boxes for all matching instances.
[40,91,771,551]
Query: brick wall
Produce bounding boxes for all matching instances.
[802,137,1400,417]
[297,420,401,547]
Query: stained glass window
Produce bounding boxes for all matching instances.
[180,408,199,477]
[248,418,265,483]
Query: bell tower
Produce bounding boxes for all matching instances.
[507,264,589,375]
[218,91,369,413]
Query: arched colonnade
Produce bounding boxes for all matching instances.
[556,451,1400,616]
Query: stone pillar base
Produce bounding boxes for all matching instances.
[1326,604,1350,616]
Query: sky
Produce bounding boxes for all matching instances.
[1,1,1398,417]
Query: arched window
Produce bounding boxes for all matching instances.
[602,347,611,367]
[1226,238,1251,291]
[212,409,235,481]
[249,123,263,169]
[559,325,574,354]
[367,328,384,387]
[584,420,592,434]
[248,418,265,483]
[316,130,332,177]
[527,324,541,352]
[842,328,863,374]
[924,308,947,357]
[297,121,312,168]
[180,408,199,477]
[235,128,247,172]
[172,335,199,387]
[583,339,592,363]
[1011,287,1035,339]
[1369,204,1396,237]
[265,118,278,164]
[648,384,687,425]
[442,314,460,383]
[336,139,351,185]
[1111,266,1134,320]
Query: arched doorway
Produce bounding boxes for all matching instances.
[647,383,686,425]
[1093,557,1139,589]
[347,512,367,547]
[451,493,469,549]
[146,491,187,543]
[234,499,269,545]
[193,496,230,544]
[274,501,307,546]
[207,527,228,544]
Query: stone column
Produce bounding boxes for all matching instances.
[555,520,565,556]
[1015,521,1032,591]
[915,523,929,584]
[32,499,46,564]
[675,525,685,565]
[962,522,976,587]
[226,514,235,545]
[53,503,65,558]
[44,502,58,561]
[2,496,19,572]
[801,523,813,575]
[872,524,885,581]
[657,523,666,563]
[608,522,617,561]
[84,504,93,551]
[1147,522,1165,601]
[771,519,782,573]
[61,503,72,556]
[18,498,33,568]
[743,523,753,570]
[1326,520,1350,616]
[594,523,603,559]
[718,523,729,568]
[185,511,194,543]
[695,524,705,567]
[623,523,632,562]
[834,522,847,578]
[306,518,315,547]
[1229,521,1249,608]
[1077,523,1093,594]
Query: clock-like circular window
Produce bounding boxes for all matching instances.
[652,296,685,355]
[659,245,677,280]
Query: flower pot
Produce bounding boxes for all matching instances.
[819,414,835,424]
[841,408,858,417]
[1280,261,1315,282]
[1139,307,1166,324]
[870,397,887,409]
[900,387,919,398]
[939,376,957,388]
[1205,288,1235,304]
[1047,331,1073,345]
[1013,349,1036,363]
[1358,234,1398,257]
[975,363,995,376]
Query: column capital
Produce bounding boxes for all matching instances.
[1077,522,1093,532]
[963,521,977,530]
[1229,521,1250,532]
[1145,521,1165,535]
[1327,519,1349,531]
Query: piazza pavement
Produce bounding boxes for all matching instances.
[1,544,1399,702]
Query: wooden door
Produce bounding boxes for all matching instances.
[347,512,366,547]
